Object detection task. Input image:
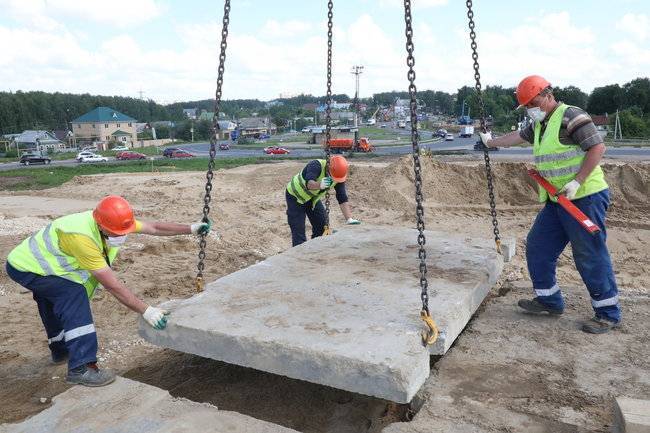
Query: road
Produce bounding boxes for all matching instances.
[2,136,649,172]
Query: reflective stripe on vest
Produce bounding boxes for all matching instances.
[286,159,336,206]
[8,211,119,298]
[533,103,608,202]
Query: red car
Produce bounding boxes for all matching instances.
[116,151,147,160]
[263,146,290,155]
[171,150,194,158]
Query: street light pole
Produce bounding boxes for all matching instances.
[351,65,364,127]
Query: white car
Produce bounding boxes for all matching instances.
[112,145,129,151]
[76,151,95,161]
[445,133,454,141]
[79,154,108,163]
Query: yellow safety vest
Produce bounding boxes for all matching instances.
[286,159,337,207]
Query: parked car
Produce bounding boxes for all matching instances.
[170,150,194,158]
[116,151,146,160]
[112,145,129,152]
[263,146,290,155]
[258,133,271,140]
[81,145,98,152]
[162,147,181,158]
[79,154,108,163]
[76,151,95,161]
[435,128,448,138]
[219,142,230,150]
[444,133,454,141]
[20,153,51,165]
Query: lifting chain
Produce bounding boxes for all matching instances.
[403,0,438,347]
[322,0,334,236]
[465,0,501,253]
[196,0,231,292]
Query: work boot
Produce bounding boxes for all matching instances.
[517,298,564,315]
[50,351,69,366]
[66,363,115,387]
[581,316,620,334]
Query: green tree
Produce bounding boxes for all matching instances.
[587,84,623,114]
[554,86,588,108]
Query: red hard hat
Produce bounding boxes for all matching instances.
[516,75,551,108]
[93,195,136,235]
[329,155,348,183]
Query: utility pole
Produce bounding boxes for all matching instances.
[613,109,623,141]
[138,90,145,100]
[351,65,364,128]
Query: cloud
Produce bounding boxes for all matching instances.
[615,14,649,41]
[260,19,313,39]
[378,0,448,9]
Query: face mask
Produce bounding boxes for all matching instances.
[106,235,128,247]
[527,106,547,122]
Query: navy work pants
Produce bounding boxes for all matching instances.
[5,262,98,370]
[286,190,326,246]
[526,189,621,322]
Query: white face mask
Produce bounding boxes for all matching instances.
[106,235,128,247]
[527,106,547,122]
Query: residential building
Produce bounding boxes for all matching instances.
[71,107,137,150]
[183,108,198,119]
[238,117,277,137]
[13,130,64,152]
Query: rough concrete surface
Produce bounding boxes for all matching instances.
[0,377,298,433]
[140,226,503,403]
[614,397,650,433]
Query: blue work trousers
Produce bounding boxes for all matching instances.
[526,189,621,322]
[286,190,326,246]
[5,262,98,370]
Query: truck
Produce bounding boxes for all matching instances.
[397,120,406,128]
[459,125,474,138]
[326,137,373,153]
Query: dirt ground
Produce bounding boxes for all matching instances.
[1,156,649,432]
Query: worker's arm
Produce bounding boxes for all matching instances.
[575,143,605,184]
[482,130,526,148]
[90,267,148,314]
[138,221,211,236]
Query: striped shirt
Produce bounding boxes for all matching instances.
[520,104,603,151]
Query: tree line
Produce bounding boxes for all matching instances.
[1,77,649,138]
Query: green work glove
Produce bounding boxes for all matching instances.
[191,219,212,235]
[143,306,171,330]
[346,218,361,225]
[319,176,333,189]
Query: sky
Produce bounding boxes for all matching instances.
[1,0,649,104]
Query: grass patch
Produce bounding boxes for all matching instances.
[358,127,401,140]
[0,157,274,191]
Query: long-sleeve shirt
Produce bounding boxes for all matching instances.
[302,160,348,204]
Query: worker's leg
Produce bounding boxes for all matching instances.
[560,189,621,324]
[306,200,326,239]
[286,191,307,246]
[5,262,68,362]
[5,262,97,369]
[525,201,570,311]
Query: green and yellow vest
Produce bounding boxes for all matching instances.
[286,159,338,207]
[7,211,119,298]
[533,103,608,202]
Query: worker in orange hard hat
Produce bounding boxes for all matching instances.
[478,75,620,334]
[5,195,212,386]
[286,155,361,246]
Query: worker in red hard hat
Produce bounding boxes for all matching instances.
[286,155,361,246]
[478,75,620,334]
[5,195,212,386]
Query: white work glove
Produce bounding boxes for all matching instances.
[346,218,361,225]
[143,306,170,330]
[479,131,493,146]
[559,180,581,200]
[319,176,333,189]
[190,220,212,235]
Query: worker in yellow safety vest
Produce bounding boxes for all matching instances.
[5,195,211,386]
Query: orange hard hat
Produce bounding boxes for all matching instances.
[93,195,136,235]
[516,75,551,108]
[329,155,348,183]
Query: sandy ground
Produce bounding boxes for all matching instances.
[0,156,649,432]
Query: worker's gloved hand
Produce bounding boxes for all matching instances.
[190,220,212,235]
[319,176,333,189]
[559,180,581,200]
[143,306,170,330]
[479,131,493,147]
[346,218,361,225]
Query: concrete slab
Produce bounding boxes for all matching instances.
[614,397,650,433]
[0,377,297,433]
[140,226,503,403]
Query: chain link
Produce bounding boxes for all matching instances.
[403,0,429,315]
[323,0,333,229]
[196,0,230,291]
[466,0,501,252]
